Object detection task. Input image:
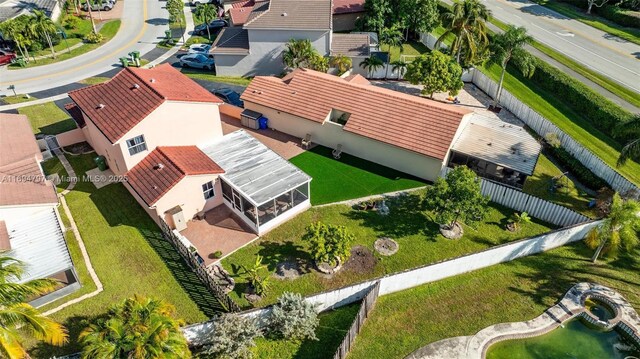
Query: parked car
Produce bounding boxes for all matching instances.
[188,43,212,55]
[82,0,115,11]
[0,50,16,66]
[212,88,243,107]
[179,53,215,70]
[194,19,228,36]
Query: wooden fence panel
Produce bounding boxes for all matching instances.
[471,70,637,195]
[333,281,381,359]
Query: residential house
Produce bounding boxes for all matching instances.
[211,0,371,77]
[0,113,78,307]
[241,68,541,187]
[332,0,365,32]
[0,0,61,23]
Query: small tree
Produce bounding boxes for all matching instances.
[423,166,489,234]
[240,255,270,296]
[309,53,329,73]
[282,38,315,70]
[586,0,610,14]
[404,50,463,98]
[359,55,384,78]
[303,222,354,266]
[615,114,640,167]
[269,292,319,341]
[391,59,408,80]
[379,26,403,78]
[194,4,218,39]
[329,54,352,75]
[508,212,531,231]
[585,193,640,263]
[201,313,262,359]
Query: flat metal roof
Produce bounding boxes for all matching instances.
[452,115,541,175]
[5,208,73,283]
[200,130,311,205]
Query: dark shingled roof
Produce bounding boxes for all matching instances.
[211,27,250,55]
[331,33,370,57]
[243,0,331,30]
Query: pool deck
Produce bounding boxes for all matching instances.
[406,282,640,359]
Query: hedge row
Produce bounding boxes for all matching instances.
[554,0,640,28]
[516,58,635,142]
[547,145,610,191]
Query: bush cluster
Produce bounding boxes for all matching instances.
[553,0,640,28]
[546,143,610,191]
[84,31,104,44]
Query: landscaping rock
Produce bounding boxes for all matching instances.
[374,237,399,256]
[343,246,377,274]
[274,259,303,280]
[439,222,464,239]
[316,257,342,275]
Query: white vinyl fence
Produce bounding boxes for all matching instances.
[440,167,589,227]
[471,70,638,194]
[182,220,600,345]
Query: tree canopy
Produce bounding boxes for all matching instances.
[437,0,491,66]
[404,50,463,98]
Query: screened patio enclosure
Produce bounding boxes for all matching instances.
[200,130,312,234]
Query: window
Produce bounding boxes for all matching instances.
[126,135,147,156]
[202,181,215,200]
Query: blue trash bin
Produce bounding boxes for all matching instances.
[258,116,268,130]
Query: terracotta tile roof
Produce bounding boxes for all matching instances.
[244,0,331,30]
[0,220,10,250]
[211,27,250,55]
[332,0,365,14]
[343,74,370,85]
[230,0,255,8]
[230,6,254,25]
[0,114,57,206]
[126,146,224,206]
[241,69,472,160]
[69,64,221,143]
[331,33,370,57]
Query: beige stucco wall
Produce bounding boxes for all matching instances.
[245,102,445,182]
[154,175,223,224]
[81,117,128,175]
[56,128,85,147]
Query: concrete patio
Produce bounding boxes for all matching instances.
[179,205,257,266]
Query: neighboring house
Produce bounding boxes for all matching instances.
[330,33,371,76]
[0,0,61,23]
[241,68,541,187]
[332,0,365,32]
[0,113,78,307]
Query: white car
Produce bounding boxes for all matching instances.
[188,44,212,55]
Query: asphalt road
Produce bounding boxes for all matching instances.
[0,0,170,97]
[452,0,640,94]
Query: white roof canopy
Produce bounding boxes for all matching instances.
[452,115,541,175]
[200,130,311,205]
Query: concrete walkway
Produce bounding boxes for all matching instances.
[145,0,195,68]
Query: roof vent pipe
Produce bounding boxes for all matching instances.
[133,84,140,89]
[282,12,287,16]
[150,78,156,83]
[154,163,165,170]
[97,104,105,109]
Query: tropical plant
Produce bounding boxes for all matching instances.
[83,31,104,43]
[379,26,404,78]
[436,0,491,65]
[194,4,217,39]
[79,295,190,358]
[404,50,463,98]
[359,55,384,78]
[359,0,391,33]
[508,211,532,231]
[616,114,640,167]
[201,313,262,359]
[585,193,640,263]
[0,17,32,62]
[303,222,354,266]
[166,0,184,29]
[0,252,68,359]
[329,54,352,75]
[28,10,59,58]
[488,25,536,109]
[309,53,329,73]
[282,38,316,70]
[240,255,270,296]
[391,59,408,80]
[269,292,319,341]
[423,166,489,233]
[402,0,439,40]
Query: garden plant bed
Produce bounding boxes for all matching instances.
[375,237,399,256]
[222,191,554,308]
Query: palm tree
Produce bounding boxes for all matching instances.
[436,0,491,65]
[0,18,30,62]
[0,252,68,358]
[79,295,190,359]
[379,26,404,78]
[29,10,58,59]
[282,38,315,70]
[360,55,384,78]
[194,4,217,40]
[488,25,536,109]
[616,114,640,167]
[391,59,408,80]
[585,193,640,263]
[329,54,352,75]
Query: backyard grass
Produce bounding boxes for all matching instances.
[289,146,427,205]
[221,193,555,309]
[29,154,221,357]
[523,153,596,218]
[78,76,111,85]
[480,62,640,186]
[379,40,430,62]
[18,102,77,135]
[181,68,252,86]
[347,242,640,358]
[1,94,36,104]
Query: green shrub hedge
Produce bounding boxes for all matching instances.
[546,145,610,191]
[515,58,635,142]
[553,0,640,29]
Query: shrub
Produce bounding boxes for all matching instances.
[84,31,104,44]
[240,255,270,296]
[303,222,354,266]
[269,292,319,341]
[201,313,262,359]
[63,15,81,30]
[544,136,610,191]
[212,250,223,258]
[598,5,640,28]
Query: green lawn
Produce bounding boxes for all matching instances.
[379,40,430,62]
[18,102,77,135]
[1,94,37,104]
[78,76,111,85]
[480,62,640,187]
[289,146,427,205]
[523,153,596,218]
[181,68,252,86]
[221,192,554,309]
[347,242,640,358]
[30,154,221,356]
